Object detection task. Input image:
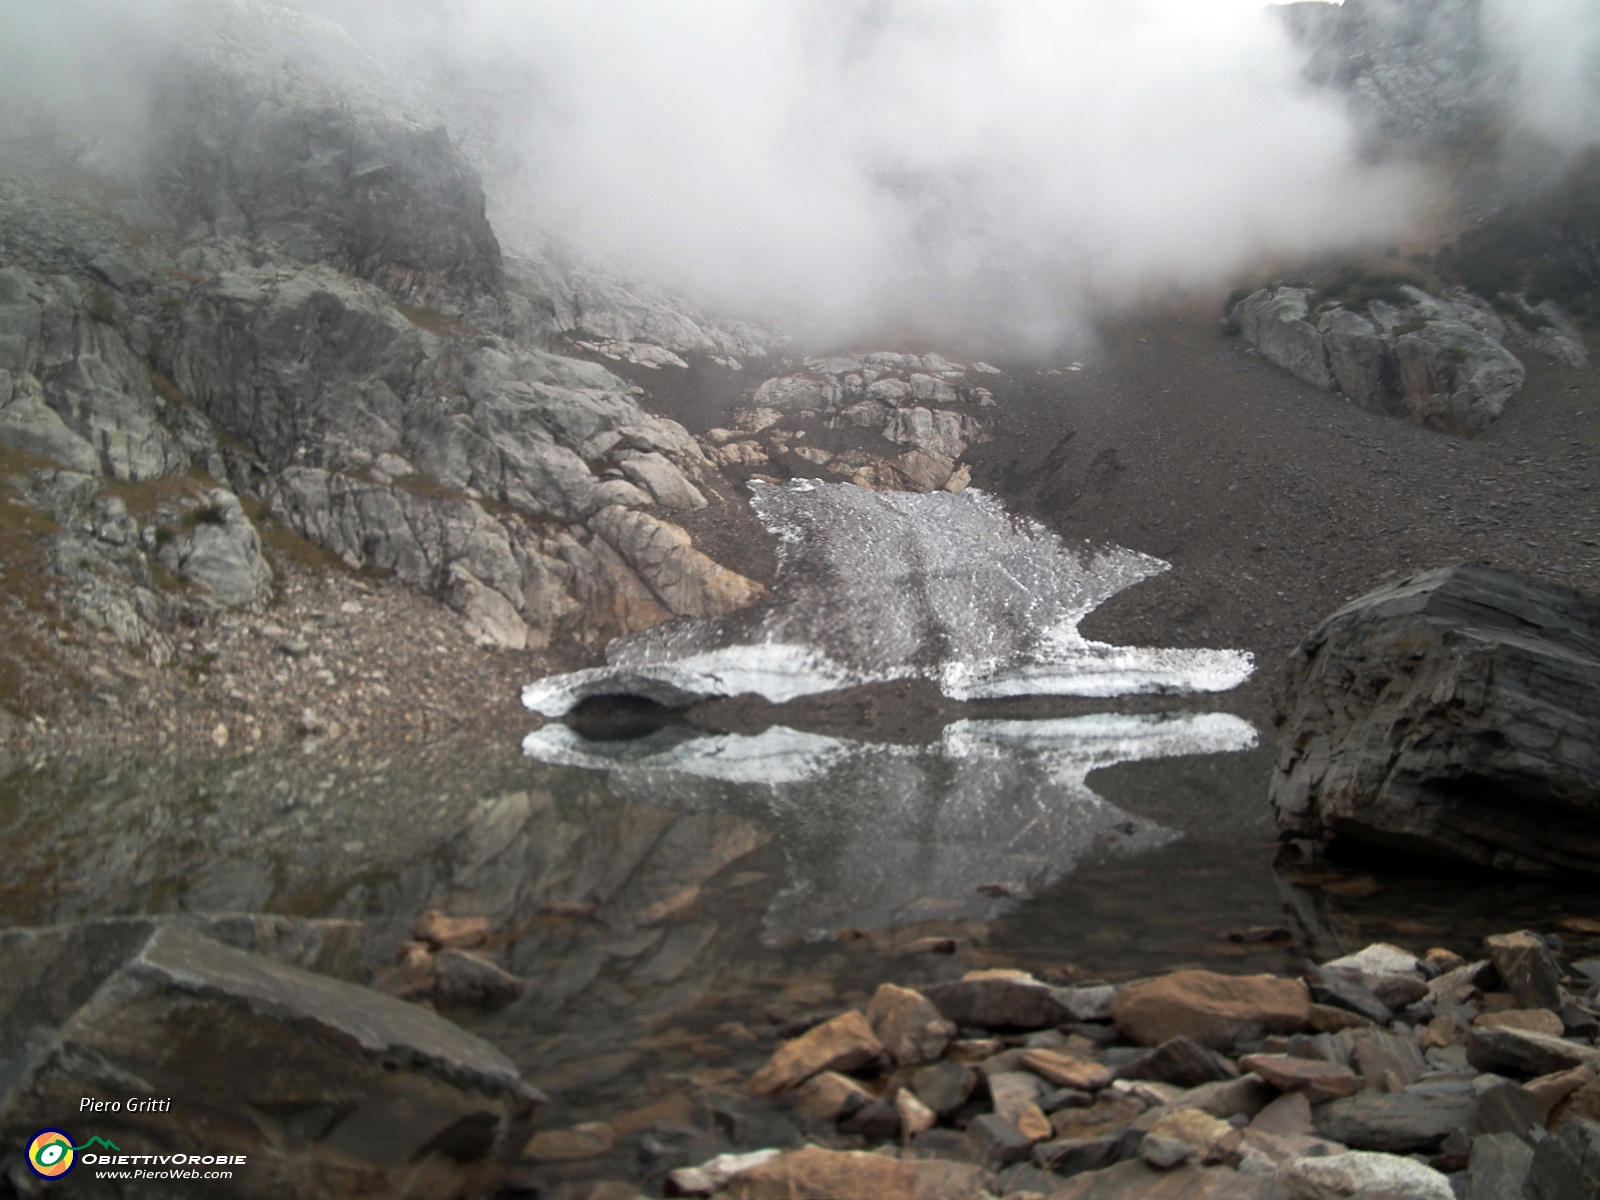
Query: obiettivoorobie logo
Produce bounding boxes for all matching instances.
[27,1130,121,1179]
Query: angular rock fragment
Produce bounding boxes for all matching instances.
[746,1010,885,1096]
[1112,970,1311,1050]
[866,982,957,1066]
[1277,1149,1455,1200]
[1485,931,1565,1011]
[1241,1053,1361,1104]
[1467,1026,1600,1078]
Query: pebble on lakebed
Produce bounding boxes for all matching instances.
[535,929,1600,1199]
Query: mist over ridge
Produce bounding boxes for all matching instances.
[3,0,1597,345]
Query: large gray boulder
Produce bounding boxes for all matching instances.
[0,918,544,1199]
[1272,564,1600,874]
[155,487,274,611]
[1232,284,1530,436]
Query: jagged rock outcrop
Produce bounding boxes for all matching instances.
[0,1,767,657]
[0,918,544,1199]
[152,6,504,309]
[1271,563,1600,875]
[588,506,766,619]
[1231,284,1541,436]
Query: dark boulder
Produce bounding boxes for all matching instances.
[0,918,544,1198]
[1271,564,1600,875]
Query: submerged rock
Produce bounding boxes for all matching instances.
[1271,563,1600,875]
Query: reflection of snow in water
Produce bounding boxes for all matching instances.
[523,712,1258,943]
[524,481,1252,716]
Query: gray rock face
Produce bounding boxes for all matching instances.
[153,15,503,307]
[1271,564,1600,875]
[156,487,274,610]
[1232,285,1530,436]
[0,919,544,1199]
[1466,1026,1600,1078]
[1312,1085,1481,1153]
[0,267,188,479]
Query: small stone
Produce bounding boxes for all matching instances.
[1249,1092,1314,1137]
[1049,1092,1145,1140]
[1277,1149,1455,1200]
[947,1037,1005,1063]
[911,1060,976,1118]
[210,722,229,747]
[1425,948,1467,973]
[746,1010,885,1096]
[1241,1053,1361,1104]
[894,1087,937,1136]
[666,1149,782,1196]
[1032,1134,1119,1176]
[1523,1064,1595,1122]
[797,1071,872,1121]
[1423,1014,1470,1049]
[431,950,525,1006]
[1324,943,1426,977]
[412,909,491,950]
[1022,1048,1114,1091]
[925,970,1079,1030]
[1113,970,1311,1050]
[1485,931,1564,1011]
[866,982,957,1066]
[1016,1103,1053,1142]
[906,936,958,954]
[1117,1035,1237,1087]
[1475,1008,1565,1038]
[1141,1133,1195,1169]
[1040,1087,1095,1113]
[1304,963,1393,1025]
[838,1097,899,1140]
[964,1113,1035,1168]
[989,1070,1044,1123]
[525,1122,617,1162]
[728,1146,990,1199]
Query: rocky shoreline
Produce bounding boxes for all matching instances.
[512,929,1600,1199]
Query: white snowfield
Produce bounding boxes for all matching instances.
[523,480,1253,715]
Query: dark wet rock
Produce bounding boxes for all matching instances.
[1476,1077,1544,1143]
[1271,564,1600,876]
[964,1112,1036,1168]
[837,1097,899,1140]
[1467,1026,1600,1078]
[911,1060,977,1120]
[1303,963,1394,1025]
[431,949,525,1007]
[1034,1133,1119,1176]
[1117,1036,1238,1088]
[1526,1118,1600,1200]
[1239,1053,1359,1104]
[1485,930,1565,1011]
[1313,1085,1481,1153]
[0,920,543,1198]
[924,970,1083,1030]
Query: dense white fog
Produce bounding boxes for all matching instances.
[3,0,1596,340]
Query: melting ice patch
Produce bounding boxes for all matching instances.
[523,711,1258,942]
[523,480,1252,716]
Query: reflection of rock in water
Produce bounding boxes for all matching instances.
[524,481,1255,715]
[524,712,1258,943]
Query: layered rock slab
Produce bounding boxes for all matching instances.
[0,918,544,1199]
[1271,564,1600,875]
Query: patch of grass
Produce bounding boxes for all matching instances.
[395,301,468,339]
[1313,265,1426,311]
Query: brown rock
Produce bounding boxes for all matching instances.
[724,1146,990,1200]
[894,1087,937,1136]
[1247,1091,1314,1137]
[412,909,490,950]
[1423,1014,1470,1049]
[1485,931,1564,1011]
[867,983,957,1066]
[947,1037,1004,1063]
[1022,1047,1114,1091]
[1051,1092,1145,1139]
[1425,948,1467,973]
[1147,1108,1236,1160]
[1524,1064,1596,1123]
[1017,1104,1053,1142]
[989,1070,1044,1122]
[1476,1008,1566,1037]
[1309,1003,1376,1033]
[1239,1054,1360,1104]
[797,1071,874,1121]
[1113,971,1311,1050]
[1555,1078,1600,1127]
[524,1121,616,1162]
[747,1010,885,1096]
